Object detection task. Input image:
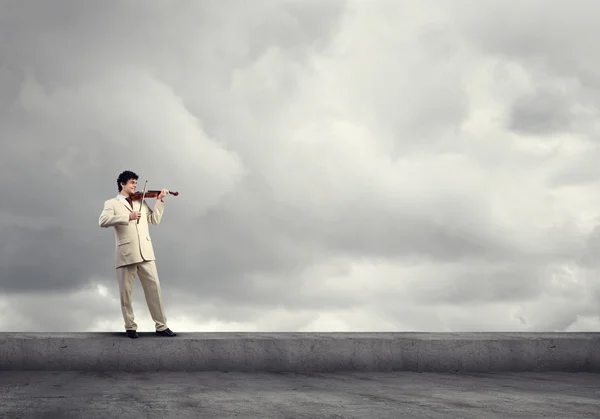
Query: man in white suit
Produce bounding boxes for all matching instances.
[99,170,176,339]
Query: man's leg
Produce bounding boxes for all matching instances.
[116,264,138,331]
[137,260,169,332]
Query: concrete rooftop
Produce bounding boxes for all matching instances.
[2,332,599,418]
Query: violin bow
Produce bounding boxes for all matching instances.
[137,180,147,224]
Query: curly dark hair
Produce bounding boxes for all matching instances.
[117,170,138,192]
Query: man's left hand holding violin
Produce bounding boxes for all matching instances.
[157,189,169,202]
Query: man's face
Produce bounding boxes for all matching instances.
[122,178,137,195]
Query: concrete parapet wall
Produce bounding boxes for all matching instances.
[1,332,599,372]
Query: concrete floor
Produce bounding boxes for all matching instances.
[1,371,599,418]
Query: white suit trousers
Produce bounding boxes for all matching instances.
[116,260,168,332]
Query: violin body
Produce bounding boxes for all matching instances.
[130,190,179,200]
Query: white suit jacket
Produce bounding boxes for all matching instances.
[99,195,165,268]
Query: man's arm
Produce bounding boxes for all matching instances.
[145,199,164,225]
[99,200,129,228]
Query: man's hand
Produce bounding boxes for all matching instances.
[157,188,168,200]
[129,211,141,221]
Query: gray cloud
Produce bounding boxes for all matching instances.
[1,0,600,333]
[508,88,573,135]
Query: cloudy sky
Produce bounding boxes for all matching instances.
[1,0,600,333]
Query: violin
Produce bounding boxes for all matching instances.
[130,190,179,200]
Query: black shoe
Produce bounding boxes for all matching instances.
[126,330,138,339]
[156,328,176,337]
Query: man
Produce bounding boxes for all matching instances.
[98,170,176,339]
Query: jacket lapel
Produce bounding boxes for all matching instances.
[117,198,133,212]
